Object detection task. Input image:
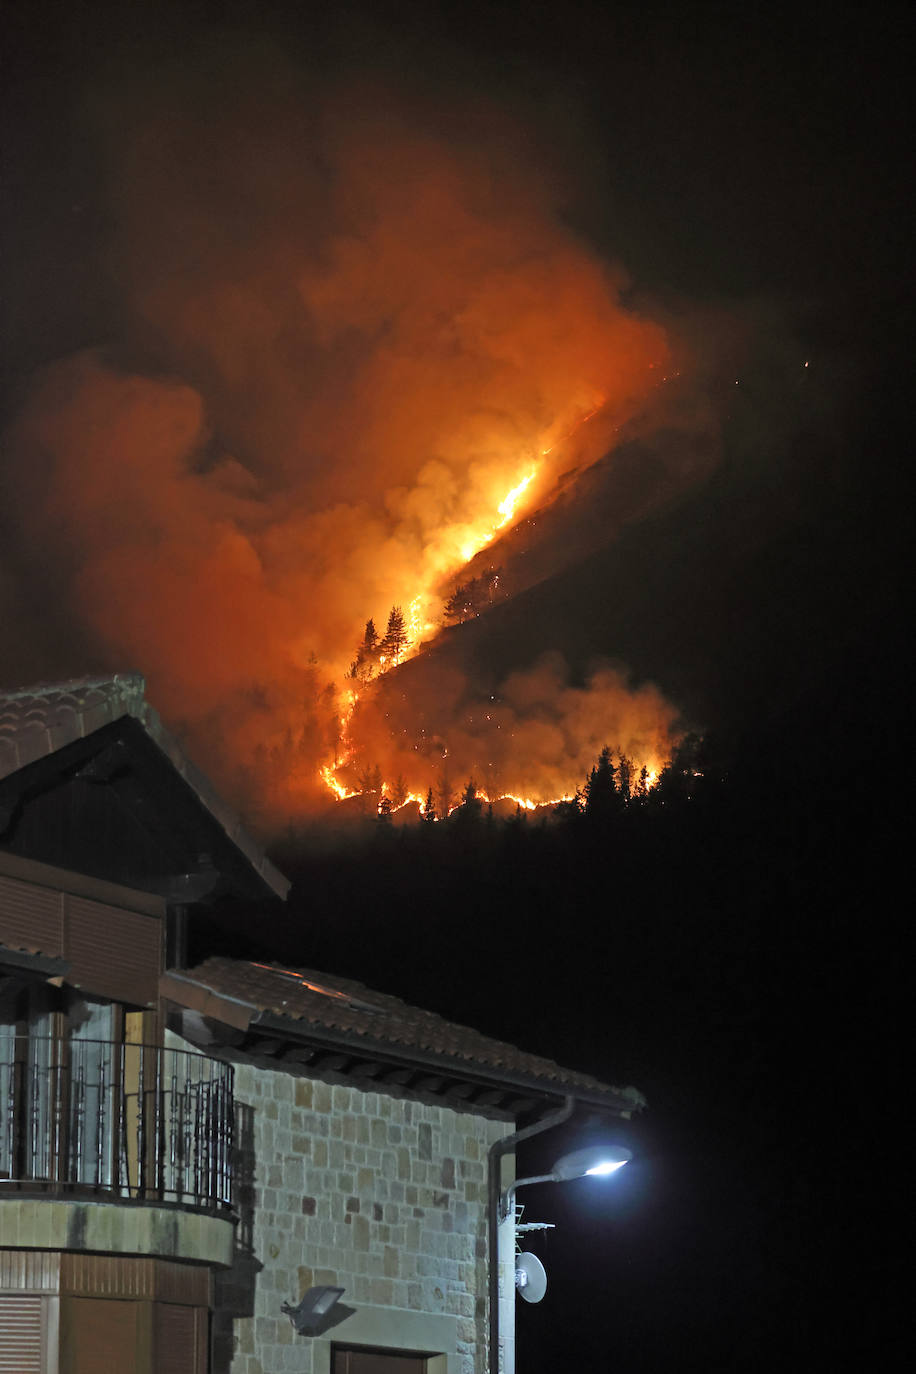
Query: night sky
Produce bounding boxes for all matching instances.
[3,1,909,1368]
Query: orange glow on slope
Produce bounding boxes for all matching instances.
[496,470,536,528]
[374,774,677,819]
[317,408,622,806]
[319,765,361,802]
[2,85,686,825]
[407,458,545,651]
[319,460,549,798]
[479,792,541,811]
[322,639,675,814]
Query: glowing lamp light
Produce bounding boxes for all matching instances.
[498,1143,632,1220]
[549,1144,633,1181]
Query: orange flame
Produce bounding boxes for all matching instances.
[319,444,586,801]
[319,764,361,802]
[3,89,681,825]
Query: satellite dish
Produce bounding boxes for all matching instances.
[515,1252,548,1304]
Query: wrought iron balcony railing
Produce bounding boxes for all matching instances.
[0,1037,233,1212]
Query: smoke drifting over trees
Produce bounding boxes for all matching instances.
[1,30,713,824]
[348,652,679,807]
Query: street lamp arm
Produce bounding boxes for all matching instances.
[498,1172,563,1222]
[498,1144,633,1221]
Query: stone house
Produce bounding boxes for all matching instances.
[0,675,643,1373]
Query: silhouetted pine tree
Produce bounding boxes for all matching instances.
[618,752,633,805]
[453,779,482,828]
[584,746,621,822]
[346,619,381,682]
[381,606,408,665]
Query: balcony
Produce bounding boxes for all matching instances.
[0,1037,233,1214]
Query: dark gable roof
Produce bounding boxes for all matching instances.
[162,956,646,1117]
[0,673,288,900]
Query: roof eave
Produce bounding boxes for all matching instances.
[160,971,647,1119]
[248,1008,645,1117]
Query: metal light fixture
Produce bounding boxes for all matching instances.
[499,1142,632,1220]
[550,1144,632,1180]
[281,1285,346,1334]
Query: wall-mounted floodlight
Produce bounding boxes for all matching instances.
[499,1143,632,1220]
[281,1285,346,1335]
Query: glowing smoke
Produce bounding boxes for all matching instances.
[2,53,691,824]
[350,652,679,808]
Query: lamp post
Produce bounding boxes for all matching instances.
[494,1141,632,1374]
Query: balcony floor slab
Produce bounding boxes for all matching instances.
[0,1198,235,1267]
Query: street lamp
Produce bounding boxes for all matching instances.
[492,1138,632,1373]
[498,1142,632,1221]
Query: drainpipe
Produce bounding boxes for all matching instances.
[487,1095,576,1374]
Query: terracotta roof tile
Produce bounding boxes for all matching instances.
[172,956,645,1110]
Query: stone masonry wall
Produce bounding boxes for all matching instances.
[206,1049,512,1374]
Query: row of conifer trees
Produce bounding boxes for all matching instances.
[356,736,706,823]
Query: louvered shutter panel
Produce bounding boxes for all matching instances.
[155,1303,207,1374]
[66,897,161,1005]
[0,875,62,952]
[0,1295,42,1373]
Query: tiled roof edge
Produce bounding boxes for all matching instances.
[0,671,147,705]
[167,962,647,1114]
[255,1007,645,1113]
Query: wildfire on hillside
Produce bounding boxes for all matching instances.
[317,425,680,813]
[321,639,678,816]
[2,69,695,827]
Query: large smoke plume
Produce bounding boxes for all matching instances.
[2,40,708,825]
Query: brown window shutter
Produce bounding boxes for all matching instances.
[65,897,161,1005]
[0,1295,43,1373]
[154,1303,208,1374]
[0,876,63,955]
[59,1297,143,1373]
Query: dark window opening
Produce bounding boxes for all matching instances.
[333,1346,437,1373]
